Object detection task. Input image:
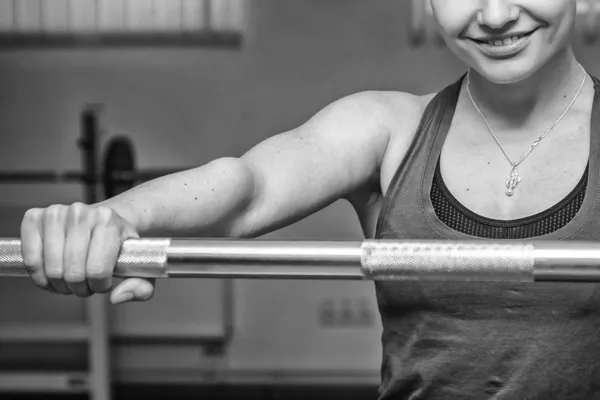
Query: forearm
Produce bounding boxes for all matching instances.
[96,157,257,237]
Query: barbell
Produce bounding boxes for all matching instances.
[1,238,600,282]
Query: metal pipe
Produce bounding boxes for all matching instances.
[2,238,600,282]
[527,241,600,281]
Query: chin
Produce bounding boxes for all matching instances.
[479,69,535,85]
[469,59,540,85]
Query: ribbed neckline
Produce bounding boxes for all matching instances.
[433,158,589,229]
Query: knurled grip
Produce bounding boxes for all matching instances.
[0,240,27,277]
[0,239,171,278]
[112,239,170,278]
[360,240,536,282]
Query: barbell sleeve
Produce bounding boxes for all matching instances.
[2,239,600,281]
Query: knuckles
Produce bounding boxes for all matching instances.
[94,206,116,226]
[63,272,86,284]
[45,269,64,281]
[45,204,67,220]
[23,207,43,221]
[86,267,112,281]
[67,202,89,223]
[24,203,121,230]
[20,203,130,297]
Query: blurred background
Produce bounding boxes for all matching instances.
[0,0,599,399]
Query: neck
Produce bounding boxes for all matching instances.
[467,47,583,130]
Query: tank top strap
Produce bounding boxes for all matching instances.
[375,74,464,239]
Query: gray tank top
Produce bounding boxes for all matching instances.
[374,74,600,399]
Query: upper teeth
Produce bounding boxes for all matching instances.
[485,34,523,46]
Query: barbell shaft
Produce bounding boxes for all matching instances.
[2,239,600,281]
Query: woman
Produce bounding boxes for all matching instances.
[20,1,599,398]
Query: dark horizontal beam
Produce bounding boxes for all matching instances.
[0,168,185,185]
[0,31,242,49]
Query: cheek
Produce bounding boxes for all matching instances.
[534,2,575,26]
[522,0,574,21]
[536,5,576,46]
[431,1,475,39]
[435,17,463,38]
[515,0,577,38]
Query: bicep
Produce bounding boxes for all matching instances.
[237,92,392,236]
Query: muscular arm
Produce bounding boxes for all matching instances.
[98,91,407,238]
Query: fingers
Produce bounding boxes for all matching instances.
[20,208,50,291]
[20,202,147,304]
[63,204,93,297]
[43,205,72,295]
[86,220,120,295]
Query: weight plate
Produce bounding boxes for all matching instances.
[103,136,135,198]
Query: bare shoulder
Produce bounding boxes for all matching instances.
[337,89,431,123]
[332,89,433,152]
[332,89,437,187]
[345,90,435,135]
[376,90,436,132]
[341,90,438,236]
[299,89,433,175]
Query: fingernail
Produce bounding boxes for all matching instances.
[112,292,134,304]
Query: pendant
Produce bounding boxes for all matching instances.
[505,167,522,197]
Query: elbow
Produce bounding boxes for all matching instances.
[212,157,261,236]
[215,156,259,204]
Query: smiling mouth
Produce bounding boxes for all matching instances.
[470,29,537,46]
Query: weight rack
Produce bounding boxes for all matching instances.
[0,106,235,400]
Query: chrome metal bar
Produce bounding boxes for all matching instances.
[166,240,363,279]
[529,241,600,281]
[1,238,600,281]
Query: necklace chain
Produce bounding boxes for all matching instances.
[465,65,587,196]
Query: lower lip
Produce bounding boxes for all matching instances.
[470,32,534,58]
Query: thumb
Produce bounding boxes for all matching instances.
[110,277,156,304]
[120,223,140,241]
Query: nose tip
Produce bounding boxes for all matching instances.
[477,3,520,29]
